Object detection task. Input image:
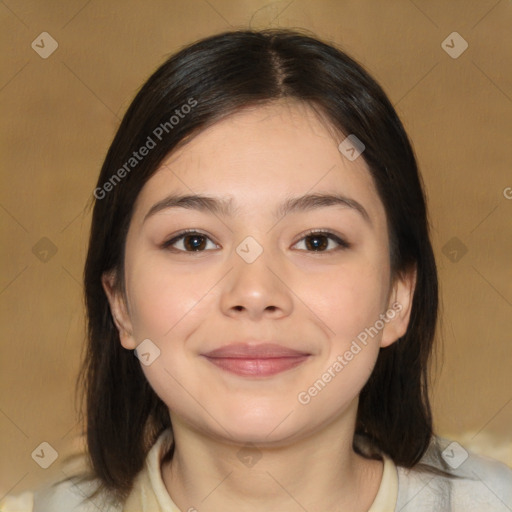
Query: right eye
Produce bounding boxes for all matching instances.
[161,230,219,253]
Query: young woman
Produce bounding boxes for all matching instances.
[3,28,511,512]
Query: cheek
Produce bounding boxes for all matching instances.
[306,258,388,396]
[299,346,379,416]
[311,260,389,340]
[125,253,211,339]
[124,255,210,406]
[297,268,385,409]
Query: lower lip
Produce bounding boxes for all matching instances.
[203,356,310,377]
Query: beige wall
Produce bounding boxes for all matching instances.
[1,0,511,495]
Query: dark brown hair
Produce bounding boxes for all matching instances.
[58,27,450,506]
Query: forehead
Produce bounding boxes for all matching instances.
[131,100,387,229]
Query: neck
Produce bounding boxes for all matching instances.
[161,402,383,512]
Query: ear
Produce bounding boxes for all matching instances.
[101,271,137,350]
[380,265,417,348]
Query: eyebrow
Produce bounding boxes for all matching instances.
[143,192,371,226]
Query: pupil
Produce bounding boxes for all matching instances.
[308,235,327,251]
[183,234,328,252]
[186,235,205,251]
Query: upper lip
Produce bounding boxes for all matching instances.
[202,342,310,358]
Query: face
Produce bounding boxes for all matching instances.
[103,100,415,446]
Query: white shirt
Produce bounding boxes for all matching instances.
[2,431,511,511]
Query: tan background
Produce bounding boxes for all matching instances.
[1,0,511,496]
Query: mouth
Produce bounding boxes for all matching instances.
[201,342,311,377]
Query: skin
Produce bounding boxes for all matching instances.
[103,99,416,512]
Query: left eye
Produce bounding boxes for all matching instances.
[293,231,350,252]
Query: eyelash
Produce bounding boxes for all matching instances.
[161,228,351,254]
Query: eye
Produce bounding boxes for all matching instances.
[161,229,350,254]
[293,230,351,253]
[161,230,218,252]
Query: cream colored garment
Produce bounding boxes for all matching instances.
[5,431,511,511]
[122,428,399,512]
[123,429,180,511]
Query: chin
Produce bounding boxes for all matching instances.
[215,408,306,446]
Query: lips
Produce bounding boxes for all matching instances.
[203,342,310,358]
[201,342,311,377]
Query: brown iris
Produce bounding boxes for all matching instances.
[304,234,329,251]
[182,234,208,251]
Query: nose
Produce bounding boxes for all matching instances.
[219,243,294,321]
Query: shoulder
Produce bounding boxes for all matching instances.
[34,476,123,512]
[1,431,174,512]
[0,481,89,512]
[0,478,121,512]
[0,457,122,512]
[396,437,512,512]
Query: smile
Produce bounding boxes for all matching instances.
[202,355,310,377]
